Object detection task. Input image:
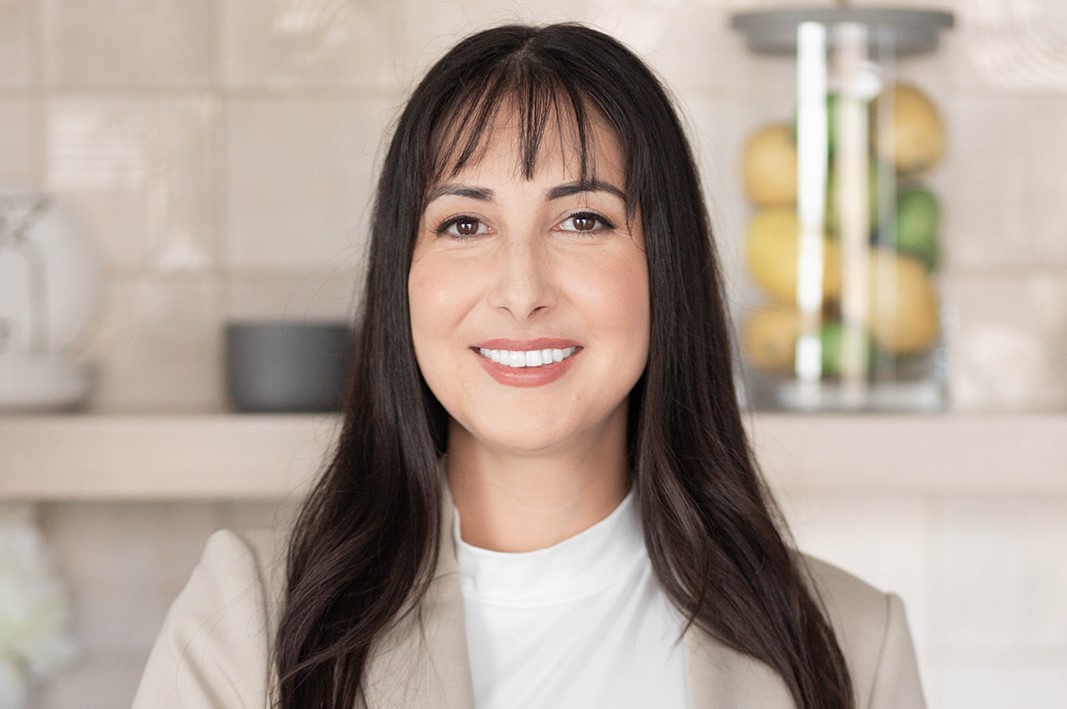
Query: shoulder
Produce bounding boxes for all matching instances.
[798,553,927,709]
[191,527,290,646]
[131,528,289,708]
[169,528,288,630]
[201,527,288,599]
[798,553,888,640]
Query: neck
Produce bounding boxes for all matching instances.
[445,413,631,553]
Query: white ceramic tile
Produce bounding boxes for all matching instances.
[225,0,400,89]
[931,496,1067,652]
[38,502,223,655]
[0,0,38,88]
[225,96,394,271]
[400,0,596,87]
[940,94,1067,270]
[0,98,42,185]
[71,276,226,413]
[44,95,223,273]
[34,650,148,709]
[588,0,755,94]
[775,491,935,649]
[944,273,1067,411]
[935,657,1067,709]
[948,0,1067,92]
[224,271,361,324]
[42,0,218,88]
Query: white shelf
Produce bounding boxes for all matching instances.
[0,413,342,500]
[745,412,1066,493]
[0,412,1063,500]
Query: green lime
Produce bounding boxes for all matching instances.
[819,320,876,378]
[894,186,941,270]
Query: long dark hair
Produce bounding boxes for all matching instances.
[274,22,854,709]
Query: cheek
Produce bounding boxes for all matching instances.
[408,258,472,342]
[569,253,650,347]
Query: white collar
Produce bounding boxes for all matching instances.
[451,486,646,607]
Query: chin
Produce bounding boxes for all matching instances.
[464,416,583,456]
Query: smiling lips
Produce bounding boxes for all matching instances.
[472,338,582,387]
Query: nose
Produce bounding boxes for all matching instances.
[487,233,557,321]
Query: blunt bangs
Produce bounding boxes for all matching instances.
[419,43,639,226]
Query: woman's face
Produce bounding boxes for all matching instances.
[408,110,650,457]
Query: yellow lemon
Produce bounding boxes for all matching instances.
[742,123,798,207]
[885,83,945,176]
[741,305,801,373]
[867,249,940,355]
[745,209,841,305]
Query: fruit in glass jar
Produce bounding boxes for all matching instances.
[867,248,940,355]
[742,123,798,207]
[894,185,941,270]
[741,305,801,373]
[824,160,885,238]
[745,209,841,305]
[881,83,945,176]
[818,320,877,378]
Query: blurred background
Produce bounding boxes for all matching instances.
[1,0,1066,707]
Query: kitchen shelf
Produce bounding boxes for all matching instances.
[0,412,1064,500]
[0,413,341,501]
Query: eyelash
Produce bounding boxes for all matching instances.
[433,215,486,239]
[434,211,617,239]
[561,211,617,234]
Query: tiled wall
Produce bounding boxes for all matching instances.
[4,0,1067,414]
[3,0,1066,707]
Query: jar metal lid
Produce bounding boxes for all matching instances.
[730,7,955,57]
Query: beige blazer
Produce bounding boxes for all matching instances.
[132,498,928,709]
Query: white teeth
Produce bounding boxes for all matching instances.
[477,346,577,369]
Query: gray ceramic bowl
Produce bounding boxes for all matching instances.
[224,321,355,413]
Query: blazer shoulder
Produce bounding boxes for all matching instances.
[179,528,288,624]
[798,553,887,631]
[131,527,289,708]
[220,527,288,585]
[798,554,927,709]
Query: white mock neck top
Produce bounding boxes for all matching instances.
[451,487,689,709]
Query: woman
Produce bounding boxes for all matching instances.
[133,23,926,709]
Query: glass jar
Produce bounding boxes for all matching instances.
[730,8,954,412]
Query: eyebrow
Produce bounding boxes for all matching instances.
[425,179,628,205]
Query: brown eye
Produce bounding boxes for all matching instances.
[455,218,479,235]
[559,211,615,234]
[572,214,597,231]
[436,215,487,239]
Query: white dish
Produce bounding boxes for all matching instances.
[0,354,96,412]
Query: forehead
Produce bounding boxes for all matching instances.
[467,121,622,186]
[429,97,626,188]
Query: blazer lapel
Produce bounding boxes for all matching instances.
[361,487,476,709]
[684,623,795,709]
